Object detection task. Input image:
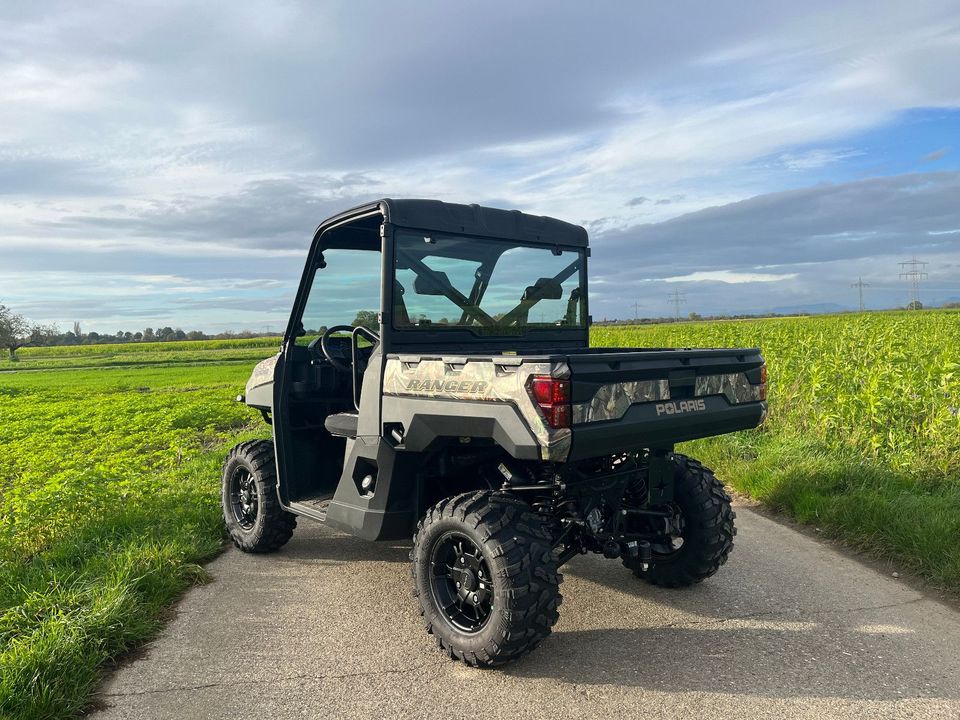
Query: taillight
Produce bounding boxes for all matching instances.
[528,376,571,429]
[759,364,768,401]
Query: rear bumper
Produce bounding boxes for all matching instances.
[568,396,766,461]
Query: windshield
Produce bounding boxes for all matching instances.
[393,231,585,333]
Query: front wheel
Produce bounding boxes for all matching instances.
[624,453,736,587]
[222,439,297,553]
[411,491,562,666]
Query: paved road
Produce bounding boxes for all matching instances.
[92,504,960,719]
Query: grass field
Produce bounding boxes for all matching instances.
[0,355,271,719]
[1,311,958,719]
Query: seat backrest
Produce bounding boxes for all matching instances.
[394,281,410,325]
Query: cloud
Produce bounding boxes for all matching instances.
[1,1,959,329]
[596,171,960,273]
[588,171,960,317]
[661,270,798,283]
[778,148,862,170]
[22,175,381,251]
[0,153,115,195]
[922,146,952,162]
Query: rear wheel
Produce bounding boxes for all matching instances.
[222,439,296,553]
[624,454,736,587]
[411,491,562,666]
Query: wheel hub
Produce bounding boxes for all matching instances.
[456,567,476,592]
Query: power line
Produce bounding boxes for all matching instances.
[898,257,928,308]
[632,299,641,320]
[850,277,870,312]
[667,290,686,320]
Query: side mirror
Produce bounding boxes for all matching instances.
[523,277,563,301]
[414,271,453,296]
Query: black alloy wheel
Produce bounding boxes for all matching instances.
[229,467,259,530]
[429,532,494,633]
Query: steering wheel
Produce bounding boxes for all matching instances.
[318,325,380,372]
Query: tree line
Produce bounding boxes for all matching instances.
[0,304,278,359]
[0,305,383,360]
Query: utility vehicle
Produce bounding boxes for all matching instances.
[223,199,767,666]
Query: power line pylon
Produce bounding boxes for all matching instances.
[667,290,686,320]
[850,277,870,312]
[898,257,928,308]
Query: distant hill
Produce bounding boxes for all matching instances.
[769,302,853,315]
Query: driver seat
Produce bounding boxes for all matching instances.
[324,411,358,438]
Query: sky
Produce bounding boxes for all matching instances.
[1,0,959,332]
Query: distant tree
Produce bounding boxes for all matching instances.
[0,305,57,359]
[143,327,155,341]
[156,326,175,341]
[123,331,133,342]
[73,321,82,338]
[133,331,143,341]
[351,310,379,330]
[907,300,923,311]
[30,326,59,347]
[86,331,101,343]
[173,328,187,341]
[688,312,702,321]
[186,330,205,341]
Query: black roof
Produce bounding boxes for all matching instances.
[313,198,588,248]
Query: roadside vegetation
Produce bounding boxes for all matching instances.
[0,360,271,719]
[1,309,957,718]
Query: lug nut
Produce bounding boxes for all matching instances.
[472,593,479,603]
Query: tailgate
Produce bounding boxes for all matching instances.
[566,347,766,460]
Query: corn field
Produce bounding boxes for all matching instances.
[594,310,960,482]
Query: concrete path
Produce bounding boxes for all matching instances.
[91,504,960,719]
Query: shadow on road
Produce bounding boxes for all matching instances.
[501,556,954,701]
[270,531,412,565]
[506,623,952,700]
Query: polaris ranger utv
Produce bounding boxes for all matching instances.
[223,199,767,666]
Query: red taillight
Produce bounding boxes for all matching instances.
[528,376,571,429]
[759,364,768,401]
[530,377,570,405]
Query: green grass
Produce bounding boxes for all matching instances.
[0,356,272,719]
[10,336,282,359]
[1,314,958,718]
[1,337,282,372]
